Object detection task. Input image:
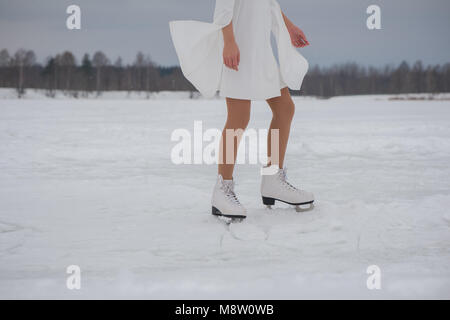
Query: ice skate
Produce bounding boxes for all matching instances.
[211,175,247,221]
[261,167,314,211]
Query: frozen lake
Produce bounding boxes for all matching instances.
[0,93,449,299]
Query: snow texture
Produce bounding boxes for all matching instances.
[0,90,449,299]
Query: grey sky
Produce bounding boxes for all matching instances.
[1,0,449,67]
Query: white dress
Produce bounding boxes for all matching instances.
[170,0,308,101]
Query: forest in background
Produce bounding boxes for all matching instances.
[1,48,449,98]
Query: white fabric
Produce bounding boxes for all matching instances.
[169,0,308,100]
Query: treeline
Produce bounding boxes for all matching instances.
[0,48,449,98]
[302,62,450,97]
[0,49,194,97]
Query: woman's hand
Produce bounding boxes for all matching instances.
[282,12,309,48]
[223,41,240,71]
[222,22,240,71]
[287,24,309,48]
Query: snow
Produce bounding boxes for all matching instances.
[0,92,449,299]
[1,88,449,101]
[0,88,199,100]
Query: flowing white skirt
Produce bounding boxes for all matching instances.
[170,0,308,100]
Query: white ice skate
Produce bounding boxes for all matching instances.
[261,167,314,212]
[211,175,247,220]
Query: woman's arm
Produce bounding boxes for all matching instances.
[222,22,240,71]
[282,12,309,48]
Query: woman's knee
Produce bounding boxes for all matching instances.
[227,110,251,129]
[273,100,295,122]
[229,114,250,129]
[226,99,251,129]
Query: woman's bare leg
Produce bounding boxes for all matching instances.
[218,98,251,180]
[266,87,295,169]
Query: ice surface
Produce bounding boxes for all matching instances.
[0,90,449,299]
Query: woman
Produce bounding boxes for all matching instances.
[170,0,314,220]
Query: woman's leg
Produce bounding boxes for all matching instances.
[218,97,251,180]
[266,87,295,169]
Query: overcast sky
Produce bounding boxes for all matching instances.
[1,0,449,67]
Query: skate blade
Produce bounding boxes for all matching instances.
[263,197,315,212]
[212,207,246,223]
[295,203,315,212]
[215,215,245,224]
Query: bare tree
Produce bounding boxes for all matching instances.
[92,51,110,94]
[114,57,123,68]
[444,63,450,92]
[133,52,158,96]
[134,52,145,92]
[0,49,11,67]
[13,49,36,97]
[60,51,76,92]
[42,56,57,96]
[425,66,439,93]
[144,54,157,97]
[113,57,124,90]
[81,53,94,93]
[0,49,11,87]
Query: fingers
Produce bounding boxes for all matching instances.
[292,38,304,48]
[293,39,302,48]
[225,57,234,71]
[300,32,310,46]
[293,35,309,48]
[233,55,239,71]
[299,37,308,47]
[224,55,239,71]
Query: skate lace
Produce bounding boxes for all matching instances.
[222,182,242,206]
[279,169,299,191]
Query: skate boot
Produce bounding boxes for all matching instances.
[261,167,314,212]
[211,175,247,220]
